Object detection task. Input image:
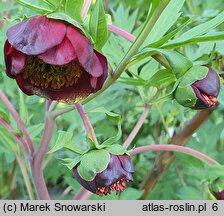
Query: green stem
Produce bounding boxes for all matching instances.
[16,155,35,200]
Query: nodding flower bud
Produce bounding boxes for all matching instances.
[73,153,134,196]
[174,66,220,109]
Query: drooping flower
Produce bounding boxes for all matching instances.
[4,15,108,102]
[174,66,220,109]
[73,153,134,196]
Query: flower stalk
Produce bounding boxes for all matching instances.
[130,144,219,165]
[75,102,98,144]
[123,104,149,148]
[107,24,135,42]
[30,100,55,199]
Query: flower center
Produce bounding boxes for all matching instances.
[21,56,83,90]
[201,93,217,107]
[96,178,129,196]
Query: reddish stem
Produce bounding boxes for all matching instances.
[73,187,88,200]
[0,90,34,154]
[123,104,149,148]
[80,191,92,200]
[130,144,219,165]
[80,0,91,18]
[108,24,135,42]
[30,100,55,199]
[75,102,98,144]
[0,116,28,154]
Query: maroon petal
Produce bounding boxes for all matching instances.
[118,155,134,173]
[89,52,103,77]
[4,40,25,78]
[38,37,77,65]
[15,75,34,96]
[193,67,220,97]
[4,40,13,78]
[95,155,125,187]
[94,51,108,92]
[66,25,94,72]
[7,16,67,55]
[90,77,98,89]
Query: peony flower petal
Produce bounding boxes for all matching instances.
[73,168,97,193]
[88,52,103,77]
[118,155,135,173]
[90,77,98,89]
[15,75,34,96]
[193,67,220,97]
[4,40,25,77]
[4,40,13,78]
[95,155,124,187]
[94,51,108,92]
[7,16,67,55]
[38,37,77,65]
[66,26,94,72]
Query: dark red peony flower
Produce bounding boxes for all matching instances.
[73,154,134,196]
[4,15,108,102]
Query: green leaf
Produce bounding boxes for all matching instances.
[64,176,80,191]
[105,144,127,155]
[26,124,44,140]
[220,128,224,146]
[88,107,122,146]
[77,149,110,181]
[61,156,82,170]
[204,165,224,182]
[146,17,192,48]
[178,66,208,87]
[147,69,176,87]
[134,48,193,78]
[144,0,185,45]
[119,188,144,200]
[89,0,108,50]
[86,136,96,151]
[18,90,28,125]
[16,0,56,13]
[65,0,83,23]
[0,1,16,13]
[164,10,224,47]
[0,129,20,153]
[154,49,193,78]
[118,77,146,86]
[0,108,9,122]
[162,31,224,49]
[48,130,73,154]
[47,12,87,36]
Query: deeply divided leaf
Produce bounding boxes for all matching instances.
[89,0,108,50]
